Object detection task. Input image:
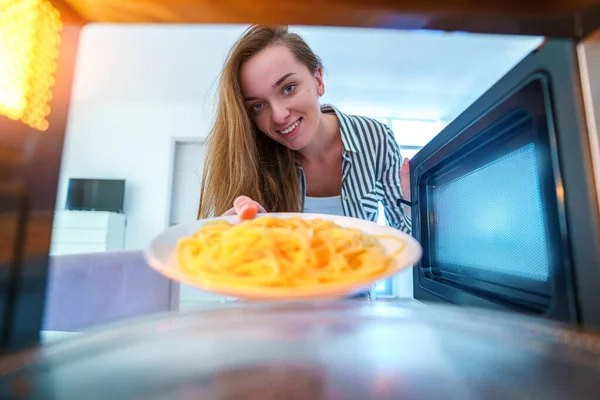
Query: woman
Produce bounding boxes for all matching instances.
[198,24,411,234]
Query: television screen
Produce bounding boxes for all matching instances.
[66,178,125,213]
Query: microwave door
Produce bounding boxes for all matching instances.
[411,38,600,328]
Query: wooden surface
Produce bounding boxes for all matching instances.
[55,0,600,38]
[0,24,83,351]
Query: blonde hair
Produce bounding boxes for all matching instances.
[198,25,323,218]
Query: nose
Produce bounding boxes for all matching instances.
[271,101,290,125]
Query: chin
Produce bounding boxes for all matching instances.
[276,141,300,151]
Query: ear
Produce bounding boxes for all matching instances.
[314,66,325,96]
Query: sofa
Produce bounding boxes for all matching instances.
[42,250,178,332]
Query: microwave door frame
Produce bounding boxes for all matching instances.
[574,29,600,328]
[411,39,600,327]
[411,88,565,314]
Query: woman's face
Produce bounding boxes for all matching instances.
[239,44,324,151]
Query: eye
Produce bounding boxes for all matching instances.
[252,103,264,113]
[283,84,296,95]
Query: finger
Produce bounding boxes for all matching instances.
[233,195,254,211]
[401,159,410,176]
[233,196,267,218]
[254,202,267,214]
[239,203,258,220]
[222,207,237,216]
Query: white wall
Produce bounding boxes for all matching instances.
[58,24,249,250]
[60,103,205,249]
[58,23,541,251]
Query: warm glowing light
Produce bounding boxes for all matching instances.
[0,0,62,131]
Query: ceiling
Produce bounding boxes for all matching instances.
[71,23,542,122]
[53,0,600,39]
[294,26,543,120]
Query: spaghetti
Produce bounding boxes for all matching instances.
[177,216,405,289]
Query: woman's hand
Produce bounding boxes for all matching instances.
[400,158,411,201]
[222,195,267,220]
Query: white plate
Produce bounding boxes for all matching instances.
[144,213,422,300]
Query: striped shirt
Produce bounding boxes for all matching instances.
[297,104,412,234]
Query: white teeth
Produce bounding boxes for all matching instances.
[279,119,300,135]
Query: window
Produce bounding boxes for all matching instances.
[398,148,420,160]
[373,117,444,298]
[378,117,445,160]
[374,278,394,297]
[390,119,442,147]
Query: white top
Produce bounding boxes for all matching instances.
[303,195,345,216]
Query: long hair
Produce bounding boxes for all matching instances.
[198,25,323,218]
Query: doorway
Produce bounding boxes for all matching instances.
[169,139,236,308]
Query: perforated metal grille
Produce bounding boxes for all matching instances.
[432,143,550,281]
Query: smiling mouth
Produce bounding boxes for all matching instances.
[277,118,301,135]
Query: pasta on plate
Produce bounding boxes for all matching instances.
[176,216,405,290]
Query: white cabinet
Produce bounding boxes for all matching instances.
[50,211,126,255]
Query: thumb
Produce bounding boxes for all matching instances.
[234,196,255,214]
[401,158,410,175]
[234,196,267,213]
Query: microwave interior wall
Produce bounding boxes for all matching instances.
[2,2,600,353]
[411,38,600,329]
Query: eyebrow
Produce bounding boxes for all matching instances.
[273,72,295,89]
[243,72,296,102]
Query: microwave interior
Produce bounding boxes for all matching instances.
[0,0,600,356]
